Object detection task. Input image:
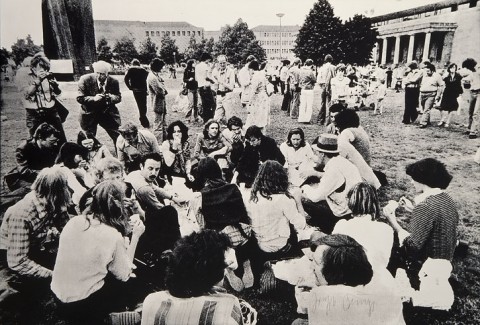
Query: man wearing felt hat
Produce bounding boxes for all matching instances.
[77,60,122,147]
[299,133,362,234]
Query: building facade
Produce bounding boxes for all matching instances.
[371,0,480,67]
[251,25,300,61]
[94,20,204,52]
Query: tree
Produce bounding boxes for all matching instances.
[1,48,11,66]
[113,37,138,64]
[182,34,198,61]
[96,37,113,63]
[294,0,345,65]
[10,35,43,65]
[343,15,378,65]
[159,34,179,65]
[138,37,158,64]
[215,19,265,65]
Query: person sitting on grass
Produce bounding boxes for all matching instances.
[141,230,247,325]
[77,130,112,171]
[383,158,459,291]
[293,234,405,325]
[51,180,145,324]
[0,167,71,293]
[324,103,346,135]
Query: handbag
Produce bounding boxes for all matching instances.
[54,98,69,122]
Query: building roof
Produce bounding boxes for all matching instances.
[94,20,201,29]
[371,0,471,23]
[251,25,301,32]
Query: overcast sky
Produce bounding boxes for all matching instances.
[1,0,441,48]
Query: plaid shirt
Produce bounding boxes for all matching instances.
[0,192,65,278]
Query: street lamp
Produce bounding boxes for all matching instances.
[276,13,284,60]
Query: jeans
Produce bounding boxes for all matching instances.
[317,84,331,125]
[290,88,301,119]
[185,89,198,120]
[420,91,437,125]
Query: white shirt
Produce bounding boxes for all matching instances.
[195,61,211,88]
[279,142,316,170]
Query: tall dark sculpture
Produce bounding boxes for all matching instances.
[42,0,96,78]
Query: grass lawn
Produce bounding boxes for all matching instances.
[1,76,479,324]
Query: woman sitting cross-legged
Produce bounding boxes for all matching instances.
[51,180,146,324]
[245,160,312,282]
[141,230,251,325]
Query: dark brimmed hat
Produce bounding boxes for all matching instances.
[312,134,338,153]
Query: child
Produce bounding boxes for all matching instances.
[374,79,387,115]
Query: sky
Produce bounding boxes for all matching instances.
[0,0,442,48]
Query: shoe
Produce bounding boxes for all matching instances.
[444,123,450,127]
[438,121,445,126]
[469,134,478,139]
[419,124,427,128]
[464,130,471,135]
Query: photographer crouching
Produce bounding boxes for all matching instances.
[15,52,67,143]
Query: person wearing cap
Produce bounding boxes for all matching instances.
[402,61,423,124]
[124,58,150,128]
[116,122,161,174]
[211,55,235,125]
[300,134,362,234]
[298,59,316,123]
[15,52,66,143]
[316,54,336,125]
[77,60,122,147]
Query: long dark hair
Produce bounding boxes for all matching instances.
[202,119,221,140]
[250,160,289,203]
[196,157,226,189]
[286,128,306,148]
[166,120,189,143]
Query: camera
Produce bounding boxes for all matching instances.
[45,73,55,81]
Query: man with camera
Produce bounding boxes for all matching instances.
[15,52,67,143]
[77,60,122,147]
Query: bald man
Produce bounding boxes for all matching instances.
[77,60,122,146]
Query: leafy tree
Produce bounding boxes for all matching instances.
[10,35,43,65]
[198,37,216,59]
[97,37,113,63]
[1,48,11,66]
[294,0,345,65]
[343,15,378,65]
[138,37,158,64]
[215,19,265,65]
[159,34,179,65]
[182,34,198,61]
[113,37,138,64]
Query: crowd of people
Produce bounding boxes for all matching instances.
[0,49,471,325]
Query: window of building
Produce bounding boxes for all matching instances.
[182,31,185,36]
[146,31,149,37]
[198,31,201,36]
[470,0,477,7]
[172,31,176,36]
[156,31,160,36]
[151,31,155,35]
[451,4,458,11]
[187,31,191,36]
[162,31,165,35]
[166,31,170,36]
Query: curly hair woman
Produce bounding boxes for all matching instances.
[141,230,246,325]
[161,120,194,182]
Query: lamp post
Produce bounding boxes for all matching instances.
[276,13,284,60]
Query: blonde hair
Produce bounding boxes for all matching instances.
[32,166,71,214]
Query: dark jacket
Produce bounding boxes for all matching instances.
[124,66,148,92]
[183,67,198,90]
[76,74,121,112]
[15,140,58,183]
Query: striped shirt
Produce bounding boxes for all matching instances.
[141,289,243,325]
[404,192,459,261]
[0,192,67,278]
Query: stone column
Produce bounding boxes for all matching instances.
[381,38,388,65]
[407,34,415,62]
[393,35,401,64]
[422,31,432,62]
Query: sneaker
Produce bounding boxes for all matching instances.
[438,121,445,126]
[469,134,478,139]
[419,124,427,128]
[444,123,450,127]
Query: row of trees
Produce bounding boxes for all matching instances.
[294,0,377,66]
[97,19,266,67]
